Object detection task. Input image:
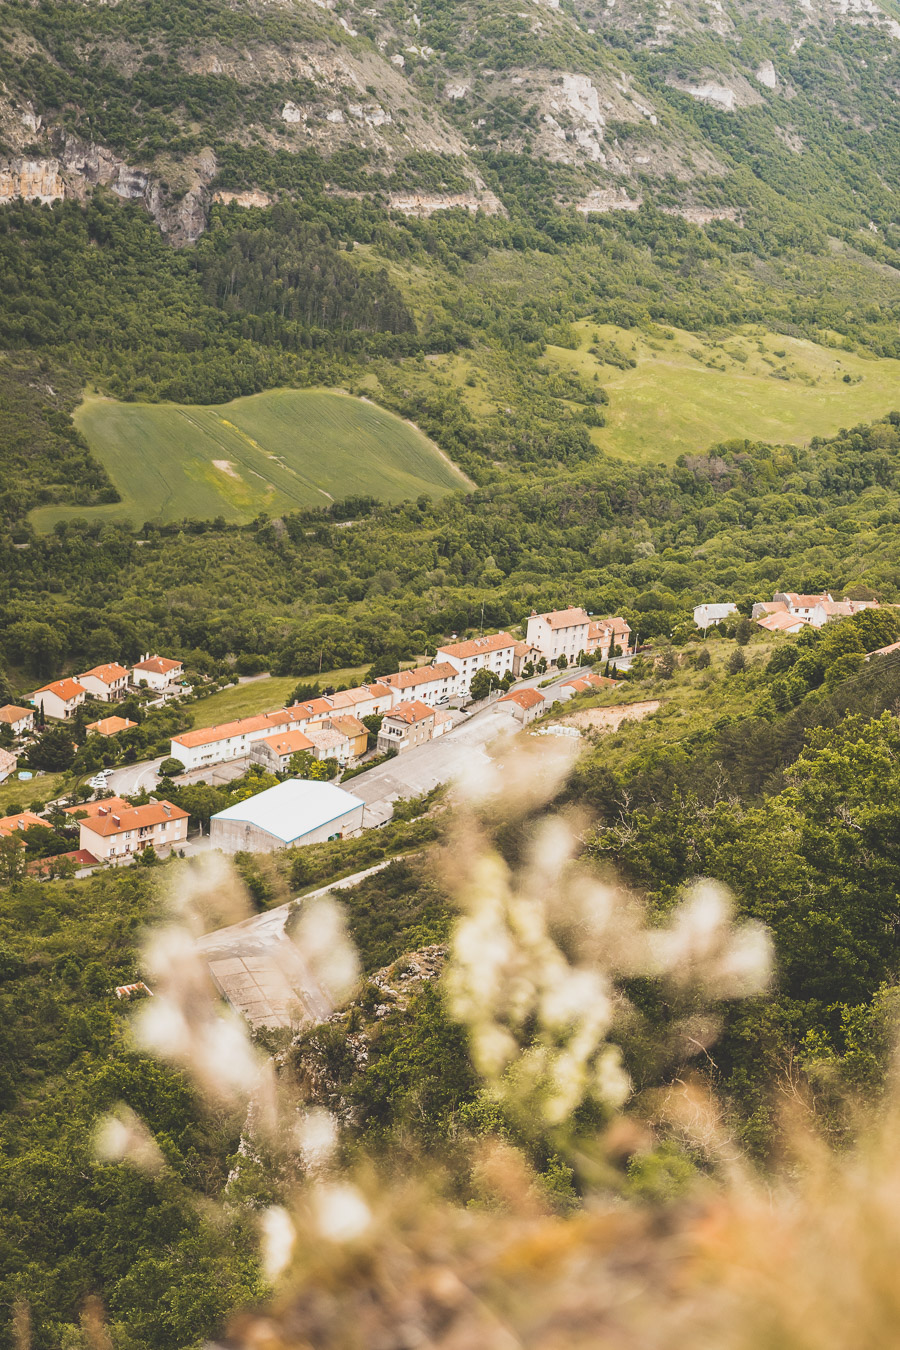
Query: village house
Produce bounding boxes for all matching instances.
[251,728,316,774]
[586,616,633,659]
[0,705,34,737]
[77,662,129,702]
[329,715,369,760]
[436,633,517,695]
[693,603,737,630]
[0,810,47,837]
[64,797,131,822]
[497,687,546,725]
[210,779,365,854]
[132,654,185,694]
[31,678,87,721]
[526,608,591,665]
[377,700,451,753]
[305,723,352,764]
[562,671,619,696]
[86,716,137,737]
[866,639,900,661]
[0,749,17,785]
[756,610,811,635]
[753,592,879,630]
[511,640,542,677]
[78,799,189,861]
[380,662,459,706]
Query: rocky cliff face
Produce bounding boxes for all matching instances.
[1,0,899,242]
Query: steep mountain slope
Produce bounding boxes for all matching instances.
[2,0,900,242]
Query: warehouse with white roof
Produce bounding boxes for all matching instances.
[209,779,365,854]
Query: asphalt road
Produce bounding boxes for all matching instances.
[197,859,401,1028]
[347,703,521,825]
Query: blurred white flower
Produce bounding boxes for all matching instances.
[259,1206,296,1282]
[94,1105,165,1175]
[291,896,360,1008]
[295,1108,339,1172]
[312,1182,372,1242]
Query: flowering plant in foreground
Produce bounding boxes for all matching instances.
[84,745,900,1350]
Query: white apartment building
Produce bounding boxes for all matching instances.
[78,662,130,702]
[171,709,298,770]
[380,662,459,705]
[436,633,516,694]
[526,608,591,664]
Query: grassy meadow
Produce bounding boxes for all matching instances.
[547,325,900,463]
[30,389,472,531]
[188,667,370,729]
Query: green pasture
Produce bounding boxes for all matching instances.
[548,324,900,463]
[189,668,368,729]
[30,389,472,531]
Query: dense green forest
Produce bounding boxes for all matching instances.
[3,415,900,692]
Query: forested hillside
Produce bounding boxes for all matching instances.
[6,0,900,1346]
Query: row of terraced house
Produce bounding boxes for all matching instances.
[168,609,631,772]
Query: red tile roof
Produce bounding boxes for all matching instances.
[28,849,99,874]
[438,632,515,660]
[0,705,33,724]
[0,810,45,837]
[79,663,129,685]
[261,729,314,757]
[174,709,294,749]
[87,716,137,736]
[134,656,183,675]
[80,800,188,838]
[64,796,132,818]
[500,688,545,710]
[385,700,435,725]
[533,607,591,630]
[33,678,85,703]
[382,662,457,689]
[757,611,809,632]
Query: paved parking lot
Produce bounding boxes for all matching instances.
[347,705,521,825]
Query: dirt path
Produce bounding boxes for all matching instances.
[561,700,661,732]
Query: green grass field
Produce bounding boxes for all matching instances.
[547,324,900,463]
[30,389,472,531]
[188,667,369,729]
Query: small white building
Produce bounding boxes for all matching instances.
[31,678,87,721]
[78,662,130,702]
[132,654,185,693]
[497,688,546,724]
[526,608,591,664]
[436,633,516,695]
[693,603,737,630]
[210,779,365,854]
[0,705,35,737]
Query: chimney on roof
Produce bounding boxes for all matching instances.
[112,815,121,826]
[99,807,108,816]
